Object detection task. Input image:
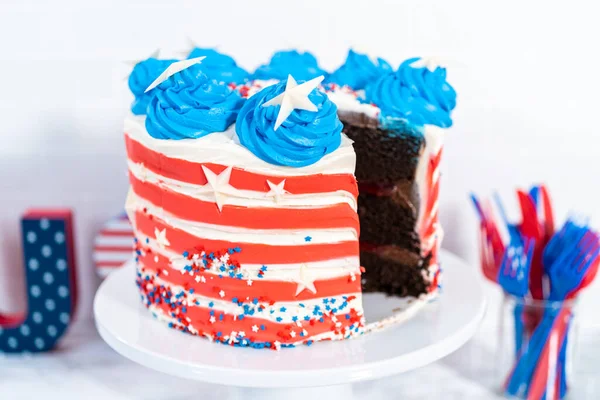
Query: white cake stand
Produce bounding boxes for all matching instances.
[94,250,485,400]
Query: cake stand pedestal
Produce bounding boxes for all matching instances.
[94,250,485,400]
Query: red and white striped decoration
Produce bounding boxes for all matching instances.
[124,121,365,347]
[418,148,443,291]
[93,212,134,278]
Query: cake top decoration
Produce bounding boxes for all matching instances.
[252,50,328,81]
[236,75,342,167]
[365,57,457,128]
[128,57,178,115]
[325,49,392,90]
[187,48,249,84]
[144,58,245,140]
[144,56,206,92]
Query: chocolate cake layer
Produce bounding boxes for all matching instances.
[360,249,432,297]
[341,112,431,297]
[357,181,420,247]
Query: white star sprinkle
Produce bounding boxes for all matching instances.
[252,325,259,333]
[274,340,282,350]
[144,56,206,93]
[410,57,445,72]
[290,330,296,338]
[238,331,245,337]
[209,316,216,323]
[247,279,253,286]
[194,275,201,283]
[154,228,170,249]
[266,179,288,203]
[201,166,234,212]
[219,290,225,298]
[262,74,324,130]
[294,264,318,296]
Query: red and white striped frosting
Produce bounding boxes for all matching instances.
[124,115,365,348]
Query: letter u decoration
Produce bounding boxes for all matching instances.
[0,209,77,353]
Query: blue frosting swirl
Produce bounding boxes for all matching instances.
[236,79,342,167]
[145,65,245,140]
[252,50,328,81]
[325,50,392,90]
[187,48,249,84]
[128,58,177,115]
[365,57,457,128]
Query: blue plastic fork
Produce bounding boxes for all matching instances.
[540,222,585,399]
[498,237,535,298]
[505,229,600,398]
[498,236,534,357]
[495,192,533,357]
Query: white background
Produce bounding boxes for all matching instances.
[1,0,599,328]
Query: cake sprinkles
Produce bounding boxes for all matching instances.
[124,50,457,349]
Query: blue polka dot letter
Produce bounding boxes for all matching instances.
[0,210,77,353]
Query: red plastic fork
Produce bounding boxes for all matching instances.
[517,190,545,300]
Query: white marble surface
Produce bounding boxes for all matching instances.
[2,286,599,400]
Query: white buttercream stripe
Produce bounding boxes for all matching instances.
[128,160,357,211]
[125,116,356,177]
[326,88,380,119]
[129,192,359,244]
[140,238,361,282]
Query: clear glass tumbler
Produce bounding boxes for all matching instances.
[497,294,578,400]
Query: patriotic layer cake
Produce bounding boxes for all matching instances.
[124,48,456,349]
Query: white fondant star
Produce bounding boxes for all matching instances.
[274,340,282,350]
[154,228,170,249]
[144,56,206,93]
[294,264,318,296]
[201,166,234,212]
[266,179,287,203]
[410,57,445,72]
[252,325,259,333]
[262,74,325,130]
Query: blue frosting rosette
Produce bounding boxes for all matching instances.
[365,57,457,128]
[145,65,245,140]
[252,50,328,81]
[187,48,249,84]
[236,78,342,167]
[325,49,392,90]
[128,58,178,115]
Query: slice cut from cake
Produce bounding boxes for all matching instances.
[325,55,456,298]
